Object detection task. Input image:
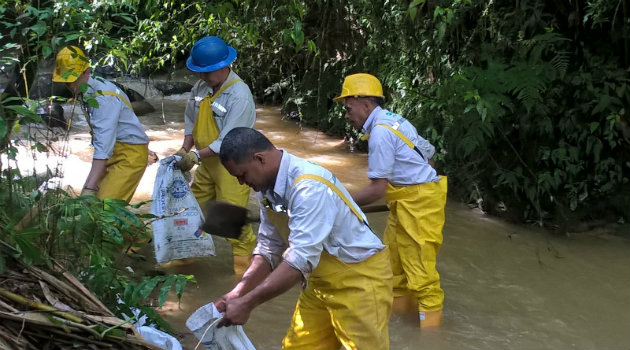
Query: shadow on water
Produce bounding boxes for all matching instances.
[57,94,629,350]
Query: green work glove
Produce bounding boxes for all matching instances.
[81,188,98,197]
[175,147,187,158]
[176,151,200,172]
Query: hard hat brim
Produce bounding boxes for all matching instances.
[333,93,384,102]
[52,69,80,83]
[186,46,237,73]
[52,62,90,83]
[333,94,346,102]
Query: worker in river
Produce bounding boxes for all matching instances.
[212,127,393,349]
[172,36,257,274]
[335,73,448,328]
[52,46,150,202]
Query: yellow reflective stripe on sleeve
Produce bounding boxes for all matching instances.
[293,174,368,226]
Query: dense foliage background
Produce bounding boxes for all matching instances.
[0,0,627,340]
[1,0,628,230]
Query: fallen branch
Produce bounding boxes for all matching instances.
[53,262,115,316]
[22,328,112,348]
[0,287,83,323]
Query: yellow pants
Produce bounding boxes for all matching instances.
[384,176,447,312]
[191,156,256,257]
[282,248,393,350]
[97,142,148,202]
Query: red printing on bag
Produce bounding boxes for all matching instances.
[174,218,188,226]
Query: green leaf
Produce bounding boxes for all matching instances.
[157,276,174,306]
[175,274,195,299]
[64,33,81,41]
[12,227,44,264]
[291,21,304,51]
[408,7,417,20]
[27,21,47,36]
[31,142,47,152]
[437,22,446,40]
[0,115,6,139]
[592,95,610,115]
[5,105,44,124]
[86,98,99,108]
[42,44,52,58]
[134,277,161,301]
[306,40,317,54]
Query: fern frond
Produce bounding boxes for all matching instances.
[505,62,549,113]
[550,51,570,78]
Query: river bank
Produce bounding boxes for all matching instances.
[6,98,629,350]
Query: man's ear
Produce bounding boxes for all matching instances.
[252,151,265,165]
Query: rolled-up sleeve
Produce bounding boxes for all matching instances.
[416,135,435,160]
[90,94,120,159]
[366,127,395,179]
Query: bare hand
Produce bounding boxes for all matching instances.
[217,296,253,328]
[214,290,240,313]
[148,150,159,165]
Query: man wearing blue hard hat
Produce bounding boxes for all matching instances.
[173,36,257,274]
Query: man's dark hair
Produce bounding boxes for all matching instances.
[367,96,384,107]
[220,127,274,164]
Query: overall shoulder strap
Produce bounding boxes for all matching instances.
[292,174,371,228]
[208,78,242,102]
[95,90,134,111]
[374,118,426,161]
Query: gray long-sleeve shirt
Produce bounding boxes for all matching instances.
[184,71,256,153]
[255,151,385,283]
[363,106,439,185]
[84,77,149,160]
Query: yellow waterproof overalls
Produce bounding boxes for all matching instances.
[371,123,447,317]
[81,91,148,202]
[264,174,392,350]
[190,79,256,261]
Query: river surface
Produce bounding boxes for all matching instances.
[26,82,630,350]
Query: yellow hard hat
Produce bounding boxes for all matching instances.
[52,46,89,82]
[333,73,384,102]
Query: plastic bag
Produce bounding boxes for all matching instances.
[186,302,256,350]
[136,326,183,350]
[150,155,215,264]
[119,299,183,350]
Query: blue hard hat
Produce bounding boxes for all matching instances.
[186,36,237,73]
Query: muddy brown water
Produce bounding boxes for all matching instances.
[53,91,630,350]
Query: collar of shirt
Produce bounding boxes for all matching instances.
[210,70,237,96]
[85,77,99,96]
[362,105,383,135]
[263,149,289,204]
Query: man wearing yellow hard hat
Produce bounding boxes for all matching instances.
[53,46,150,202]
[171,36,257,274]
[212,127,393,349]
[334,73,448,328]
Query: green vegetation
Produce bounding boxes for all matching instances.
[0,1,628,333]
[0,0,196,328]
[0,167,194,331]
